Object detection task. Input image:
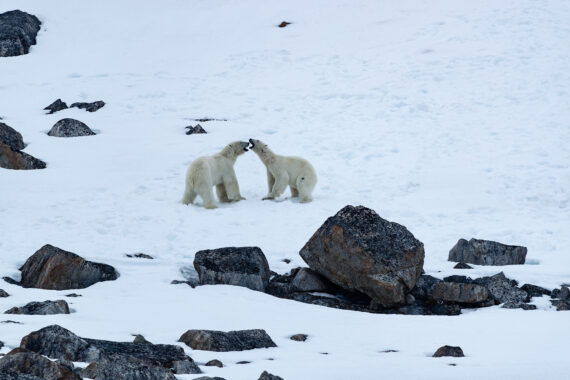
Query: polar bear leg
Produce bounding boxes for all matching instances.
[264,173,289,200]
[290,187,299,197]
[297,175,315,203]
[223,173,245,201]
[266,169,275,193]
[196,181,217,209]
[181,185,197,205]
[216,184,230,202]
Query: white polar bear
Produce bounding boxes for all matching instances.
[182,141,249,209]
[249,138,317,203]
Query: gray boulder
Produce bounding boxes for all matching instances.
[0,142,46,170]
[290,268,334,292]
[259,372,284,380]
[290,334,308,342]
[0,122,24,150]
[0,289,9,297]
[299,205,425,307]
[5,300,70,315]
[429,282,489,304]
[521,284,551,297]
[433,345,464,357]
[47,118,95,137]
[449,238,527,265]
[70,101,105,112]
[0,10,41,57]
[0,372,43,380]
[194,247,270,292]
[179,329,277,352]
[17,244,118,290]
[81,355,176,380]
[473,272,529,304]
[205,359,223,367]
[0,349,80,380]
[43,99,68,114]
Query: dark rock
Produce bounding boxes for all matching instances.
[193,118,227,122]
[185,124,207,135]
[502,301,536,310]
[259,371,284,380]
[453,262,472,269]
[0,371,43,379]
[290,334,308,342]
[3,277,20,286]
[290,268,334,292]
[432,345,464,358]
[380,349,398,353]
[0,349,80,380]
[18,244,119,290]
[172,359,200,374]
[300,205,425,308]
[521,284,551,297]
[170,280,196,288]
[0,10,41,57]
[70,101,105,112]
[65,293,82,298]
[282,258,291,264]
[0,289,9,297]
[81,355,176,380]
[126,253,154,259]
[0,142,46,170]
[429,282,489,304]
[560,286,570,300]
[43,99,68,114]
[448,238,527,265]
[278,21,291,28]
[193,377,227,380]
[178,329,277,352]
[0,122,25,150]
[205,359,223,367]
[1,320,23,324]
[473,272,528,304]
[442,275,472,284]
[552,299,570,311]
[132,335,150,344]
[410,274,441,300]
[194,247,270,292]
[236,360,250,364]
[48,118,95,137]
[5,300,70,315]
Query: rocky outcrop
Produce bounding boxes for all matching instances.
[0,371,43,379]
[521,284,551,297]
[17,244,119,290]
[299,205,425,307]
[472,273,529,304]
[70,101,105,112]
[448,238,527,265]
[5,300,70,315]
[259,371,284,380]
[432,345,464,357]
[429,282,489,304]
[0,10,41,57]
[0,142,46,170]
[44,99,68,114]
[194,247,271,292]
[290,268,333,292]
[81,355,176,380]
[47,118,95,137]
[178,329,277,352]
[0,349,80,380]
[185,124,207,135]
[0,122,25,151]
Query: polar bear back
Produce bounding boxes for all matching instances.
[271,155,316,182]
[187,154,230,186]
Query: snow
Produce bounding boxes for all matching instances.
[1,0,569,378]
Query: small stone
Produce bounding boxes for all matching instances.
[282,258,291,264]
[65,293,82,297]
[193,377,227,380]
[47,118,96,137]
[0,289,9,297]
[521,284,551,297]
[258,371,284,380]
[70,101,105,112]
[380,349,398,353]
[290,334,308,342]
[278,21,291,28]
[132,334,150,344]
[4,300,70,315]
[126,253,154,259]
[43,99,68,114]
[433,345,464,358]
[502,301,536,310]
[205,359,223,367]
[236,360,250,364]
[185,124,207,135]
[453,262,472,269]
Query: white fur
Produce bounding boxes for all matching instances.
[181,141,248,209]
[250,139,317,203]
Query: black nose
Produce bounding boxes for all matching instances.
[248,138,255,147]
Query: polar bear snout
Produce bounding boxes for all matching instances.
[240,141,250,152]
[248,138,257,148]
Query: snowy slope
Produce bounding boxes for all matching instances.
[1,0,569,379]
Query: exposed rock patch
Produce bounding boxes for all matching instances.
[0,349,80,380]
[433,345,464,357]
[205,359,223,367]
[259,371,284,380]
[70,101,105,112]
[290,334,308,342]
[290,268,334,292]
[453,262,472,269]
[5,300,70,315]
[178,329,277,352]
[47,119,95,137]
[43,99,68,114]
[185,124,207,135]
[449,238,527,265]
[0,122,25,151]
[429,282,489,305]
[0,10,41,57]
[521,284,551,297]
[278,21,291,28]
[0,289,9,297]
[126,253,154,259]
[0,142,46,170]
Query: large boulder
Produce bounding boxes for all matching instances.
[0,349,80,380]
[5,300,70,315]
[448,238,527,265]
[81,355,176,380]
[194,247,270,292]
[47,118,95,137]
[0,142,46,170]
[0,122,25,151]
[178,329,276,352]
[0,10,41,57]
[299,205,425,307]
[17,244,119,290]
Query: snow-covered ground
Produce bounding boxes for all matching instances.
[1,0,569,378]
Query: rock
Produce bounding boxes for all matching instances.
[290,334,308,342]
[193,377,227,380]
[0,142,46,170]
[429,282,489,304]
[132,335,150,344]
[21,325,201,374]
[0,10,41,57]
[278,21,291,28]
[560,286,570,300]
[432,345,464,358]
[1,320,23,324]
[171,280,197,288]
[70,101,105,112]
[65,293,82,298]
[193,118,227,122]
[521,284,551,297]
[473,272,529,304]
[552,299,570,311]
[448,238,527,265]
[0,122,25,151]
[410,274,441,300]
[5,300,70,315]
[185,124,207,135]
[259,371,284,380]
[172,359,200,374]
[0,289,9,297]
[0,349,80,380]
[290,268,335,292]
[282,258,291,264]
[17,244,119,290]
[126,253,154,259]
[502,301,536,310]
[193,247,271,292]
[236,360,250,364]
[453,262,472,269]
[81,355,176,380]
[178,329,277,352]
[299,205,425,307]
[43,99,68,114]
[205,359,223,367]
[0,371,43,379]
[47,118,95,137]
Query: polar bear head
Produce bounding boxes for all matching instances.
[220,141,250,159]
[248,138,270,154]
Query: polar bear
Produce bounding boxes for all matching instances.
[249,138,317,203]
[182,141,249,209]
